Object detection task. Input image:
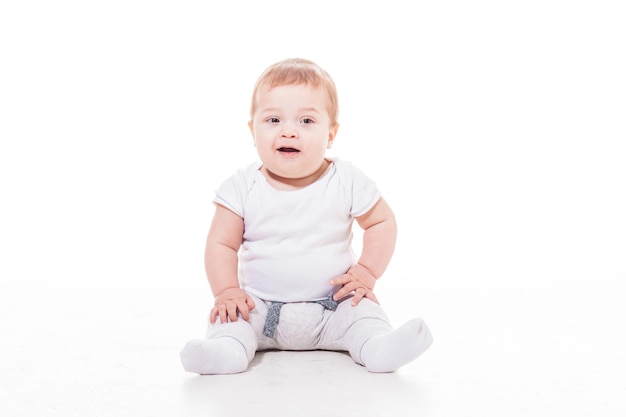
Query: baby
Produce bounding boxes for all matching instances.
[180,58,433,374]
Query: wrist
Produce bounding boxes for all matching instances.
[355,262,378,280]
[213,285,241,297]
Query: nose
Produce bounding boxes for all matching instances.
[280,123,298,139]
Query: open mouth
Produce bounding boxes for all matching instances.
[278,147,300,153]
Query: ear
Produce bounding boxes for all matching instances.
[248,120,256,146]
[327,123,339,149]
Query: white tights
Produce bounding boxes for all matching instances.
[180,294,432,374]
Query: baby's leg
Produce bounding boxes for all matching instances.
[180,319,257,375]
[359,317,433,373]
[320,297,433,373]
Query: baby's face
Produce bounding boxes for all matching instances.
[249,84,338,187]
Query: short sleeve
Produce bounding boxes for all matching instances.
[332,159,381,217]
[213,163,260,218]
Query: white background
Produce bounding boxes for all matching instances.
[1,1,624,278]
[1,1,625,416]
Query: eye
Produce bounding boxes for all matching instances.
[267,117,280,124]
[300,118,314,124]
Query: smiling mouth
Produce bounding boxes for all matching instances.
[278,147,300,153]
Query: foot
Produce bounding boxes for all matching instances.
[180,337,249,375]
[360,318,433,373]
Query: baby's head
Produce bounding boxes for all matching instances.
[250,58,339,128]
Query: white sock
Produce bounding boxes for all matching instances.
[360,318,433,373]
[180,337,249,375]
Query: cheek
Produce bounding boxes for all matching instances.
[253,132,272,146]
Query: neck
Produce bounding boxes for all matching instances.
[263,159,330,191]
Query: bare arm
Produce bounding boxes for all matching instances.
[331,197,397,305]
[355,197,397,279]
[205,204,255,323]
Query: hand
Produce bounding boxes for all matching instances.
[209,288,256,324]
[330,263,379,306]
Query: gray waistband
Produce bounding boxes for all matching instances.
[262,295,338,338]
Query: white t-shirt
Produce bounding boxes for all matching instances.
[214,158,381,302]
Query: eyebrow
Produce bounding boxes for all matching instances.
[259,107,322,114]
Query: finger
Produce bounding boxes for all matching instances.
[209,307,218,324]
[218,304,228,324]
[237,301,250,321]
[246,296,256,310]
[333,286,351,301]
[365,290,380,304]
[227,303,239,322]
[334,281,359,300]
[351,288,366,306]
[330,274,350,286]
[334,288,351,301]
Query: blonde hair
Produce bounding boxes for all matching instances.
[250,58,339,127]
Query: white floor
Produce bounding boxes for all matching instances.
[1,266,624,416]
